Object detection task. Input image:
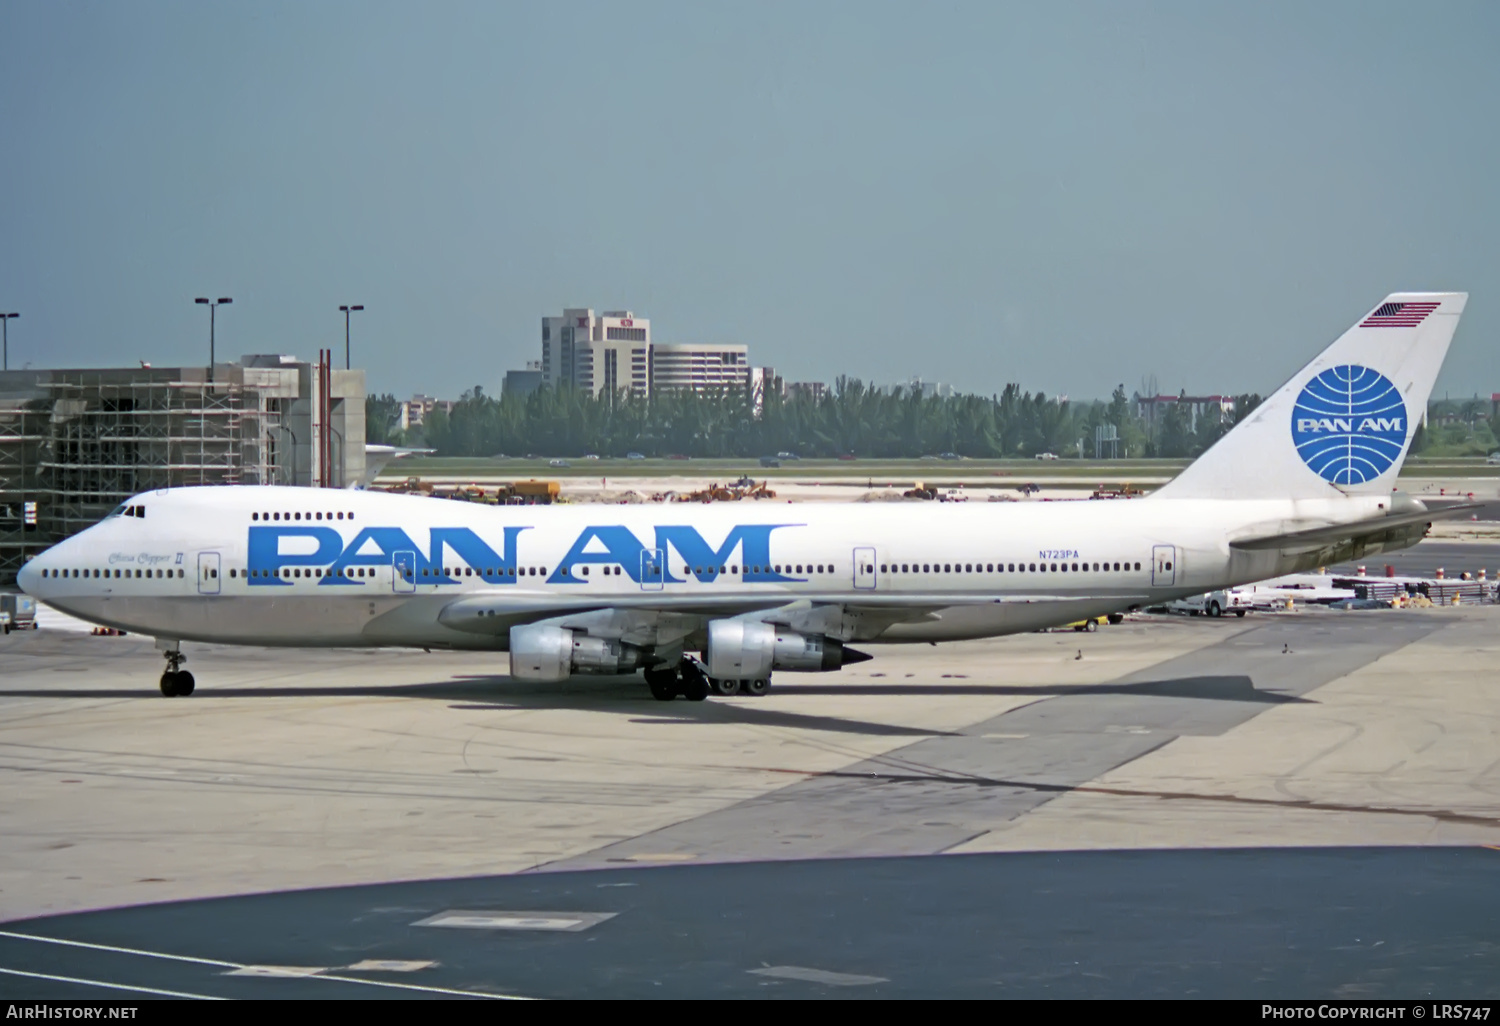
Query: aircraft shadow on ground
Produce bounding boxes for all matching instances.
[771,674,1312,704]
[0,673,1307,741]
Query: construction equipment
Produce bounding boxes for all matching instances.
[498,480,560,505]
[383,476,435,495]
[1091,484,1143,499]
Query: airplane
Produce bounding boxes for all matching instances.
[15,292,1472,701]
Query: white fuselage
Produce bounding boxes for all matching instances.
[15,486,1397,651]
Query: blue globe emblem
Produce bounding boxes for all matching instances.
[1291,365,1407,485]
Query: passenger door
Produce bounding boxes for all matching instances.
[1152,544,1177,587]
[196,552,221,595]
[393,551,417,594]
[853,546,877,590]
[639,547,665,591]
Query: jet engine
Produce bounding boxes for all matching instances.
[509,624,647,682]
[704,619,868,680]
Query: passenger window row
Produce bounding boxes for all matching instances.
[881,561,1143,573]
[251,511,356,522]
[230,567,380,579]
[40,567,183,579]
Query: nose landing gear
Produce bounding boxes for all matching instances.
[158,643,195,697]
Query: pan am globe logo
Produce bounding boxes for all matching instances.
[1291,365,1407,485]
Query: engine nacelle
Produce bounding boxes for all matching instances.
[704,620,855,679]
[509,624,646,682]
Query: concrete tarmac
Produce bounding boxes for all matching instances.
[1,542,1498,998]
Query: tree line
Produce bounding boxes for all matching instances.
[366,380,1264,460]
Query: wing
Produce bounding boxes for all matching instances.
[435,592,1151,645]
[1230,503,1479,552]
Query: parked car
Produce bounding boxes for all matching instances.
[1035,452,1060,460]
[548,459,570,468]
[939,452,962,461]
[626,452,645,460]
[776,452,801,460]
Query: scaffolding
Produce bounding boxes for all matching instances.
[0,359,370,586]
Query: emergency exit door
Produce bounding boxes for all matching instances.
[853,547,877,590]
[1152,545,1177,587]
[197,552,221,595]
[640,548,665,591]
[393,551,417,594]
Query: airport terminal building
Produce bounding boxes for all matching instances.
[0,356,365,585]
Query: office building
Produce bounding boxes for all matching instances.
[649,343,750,393]
[541,309,650,398]
[503,361,544,398]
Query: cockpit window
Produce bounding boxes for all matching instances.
[107,503,128,518]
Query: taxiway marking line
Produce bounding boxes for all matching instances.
[0,965,223,1000]
[0,930,236,968]
[0,929,531,1000]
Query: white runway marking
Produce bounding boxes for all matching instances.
[0,929,531,1000]
[749,965,889,986]
[345,959,437,972]
[0,964,223,999]
[225,965,328,978]
[415,910,616,932]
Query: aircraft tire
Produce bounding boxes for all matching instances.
[678,660,710,701]
[710,677,740,697]
[743,678,770,697]
[159,673,180,697]
[175,671,195,696]
[645,669,677,702]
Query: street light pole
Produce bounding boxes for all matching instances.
[0,313,17,372]
[338,304,364,370]
[194,297,233,381]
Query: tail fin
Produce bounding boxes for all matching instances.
[1153,292,1467,501]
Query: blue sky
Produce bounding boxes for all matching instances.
[2,1,1496,401]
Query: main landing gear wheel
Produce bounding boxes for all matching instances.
[679,661,710,702]
[645,668,677,702]
[742,678,770,697]
[710,677,741,697]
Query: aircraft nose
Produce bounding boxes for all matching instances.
[16,556,41,596]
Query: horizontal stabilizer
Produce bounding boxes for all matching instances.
[1230,503,1479,551]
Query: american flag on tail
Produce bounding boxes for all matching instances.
[1361,301,1440,328]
